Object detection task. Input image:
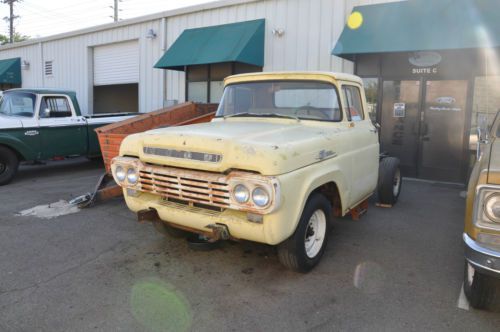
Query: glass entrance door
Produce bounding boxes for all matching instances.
[419,80,468,182]
[380,79,469,182]
[380,80,421,177]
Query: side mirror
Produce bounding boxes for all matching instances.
[476,113,490,159]
[477,113,489,144]
[42,108,51,118]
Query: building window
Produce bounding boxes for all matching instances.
[186,65,208,103]
[186,62,261,103]
[44,61,53,76]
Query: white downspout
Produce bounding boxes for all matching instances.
[161,17,167,108]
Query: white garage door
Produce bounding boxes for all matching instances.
[93,40,139,86]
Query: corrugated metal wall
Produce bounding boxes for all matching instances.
[165,0,346,102]
[0,0,402,114]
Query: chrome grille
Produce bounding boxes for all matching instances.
[138,165,230,208]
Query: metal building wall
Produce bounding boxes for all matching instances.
[38,20,164,115]
[164,0,403,103]
[164,0,347,103]
[0,20,164,115]
[0,0,402,114]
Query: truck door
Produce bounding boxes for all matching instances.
[341,83,379,205]
[37,95,87,159]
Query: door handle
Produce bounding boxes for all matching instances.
[422,122,429,135]
[369,128,378,133]
[422,136,431,141]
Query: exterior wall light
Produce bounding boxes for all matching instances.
[146,29,157,39]
[272,28,284,37]
[21,60,30,70]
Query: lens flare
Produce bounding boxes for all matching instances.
[131,279,192,332]
[347,11,363,30]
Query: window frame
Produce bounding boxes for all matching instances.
[0,91,37,118]
[342,84,365,122]
[215,79,344,122]
[185,62,262,103]
[39,95,75,118]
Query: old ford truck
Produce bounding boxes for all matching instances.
[0,89,134,185]
[111,72,402,272]
[463,115,500,309]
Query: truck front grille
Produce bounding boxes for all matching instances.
[138,165,231,208]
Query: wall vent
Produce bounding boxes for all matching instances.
[44,61,53,76]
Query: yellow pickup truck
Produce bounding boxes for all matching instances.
[111,72,402,272]
[463,116,500,309]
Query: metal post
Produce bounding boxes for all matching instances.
[113,0,118,22]
[8,0,13,43]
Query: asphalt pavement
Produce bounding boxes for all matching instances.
[0,158,499,331]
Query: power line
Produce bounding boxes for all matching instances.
[17,1,108,21]
[22,0,106,13]
[17,3,107,25]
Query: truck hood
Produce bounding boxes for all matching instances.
[0,114,23,129]
[120,119,347,175]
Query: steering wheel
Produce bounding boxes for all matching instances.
[15,112,33,117]
[295,106,329,120]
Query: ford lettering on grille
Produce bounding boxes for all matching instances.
[143,147,222,163]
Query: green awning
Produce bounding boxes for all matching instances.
[154,19,265,71]
[333,0,500,59]
[0,57,21,84]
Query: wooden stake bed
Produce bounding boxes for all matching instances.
[95,102,217,173]
[73,103,217,208]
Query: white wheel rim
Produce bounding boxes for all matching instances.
[304,209,327,258]
[393,169,401,197]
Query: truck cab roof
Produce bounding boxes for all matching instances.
[224,71,363,86]
[4,88,77,96]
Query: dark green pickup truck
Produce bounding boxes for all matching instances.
[0,89,134,185]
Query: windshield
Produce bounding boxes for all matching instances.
[0,92,36,117]
[216,81,342,121]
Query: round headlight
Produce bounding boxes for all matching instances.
[252,187,270,207]
[127,168,138,184]
[484,193,500,223]
[115,166,126,182]
[234,184,250,203]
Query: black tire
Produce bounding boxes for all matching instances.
[0,146,19,186]
[153,220,189,238]
[377,157,402,205]
[277,193,332,272]
[464,261,500,310]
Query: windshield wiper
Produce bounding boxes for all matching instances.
[222,112,300,121]
[259,113,300,121]
[222,112,259,119]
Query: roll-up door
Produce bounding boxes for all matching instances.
[93,40,139,86]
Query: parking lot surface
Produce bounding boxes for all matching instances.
[0,159,499,331]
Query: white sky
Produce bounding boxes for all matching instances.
[0,0,219,38]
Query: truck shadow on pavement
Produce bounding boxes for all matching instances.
[13,157,104,184]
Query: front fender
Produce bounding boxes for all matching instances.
[264,156,351,244]
[0,133,37,160]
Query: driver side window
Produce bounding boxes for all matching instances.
[40,96,73,118]
[342,85,364,122]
